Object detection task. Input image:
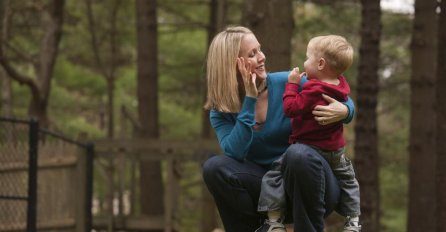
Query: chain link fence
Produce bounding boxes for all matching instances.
[0,117,38,232]
[0,117,93,232]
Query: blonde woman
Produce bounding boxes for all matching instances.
[202,26,355,232]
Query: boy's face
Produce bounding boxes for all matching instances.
[304,48,320,80]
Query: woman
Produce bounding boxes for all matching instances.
[202,26,355,232]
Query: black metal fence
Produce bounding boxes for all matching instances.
[0,117,94,232]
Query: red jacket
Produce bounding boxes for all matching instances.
[283,76,350,151]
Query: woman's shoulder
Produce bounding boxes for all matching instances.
[267,71,290,86]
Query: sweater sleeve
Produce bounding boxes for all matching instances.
[299,76,355,124]
[210,97,256,161]
[343,96,355,124]
[283,83,317,118]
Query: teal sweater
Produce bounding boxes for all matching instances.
[210,71,355,166]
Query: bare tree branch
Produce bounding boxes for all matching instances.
[0,0,37,89]
[121,105,141,130]
[159,3,208,29]
[85,0,108,79]
[108,0,121,81]
[3,42,37,63]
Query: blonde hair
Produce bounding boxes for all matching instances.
[307,35,354,75]
[204,26,253,113]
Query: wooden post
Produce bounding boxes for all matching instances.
[76,146,87,232]
[164,159,173,232]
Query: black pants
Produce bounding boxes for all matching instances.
[202,143,341,232]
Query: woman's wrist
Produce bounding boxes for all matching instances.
[341,104,349,119]
[342,97,355,123]
[245,91,257,98]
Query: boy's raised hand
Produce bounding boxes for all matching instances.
[288,67,302,84]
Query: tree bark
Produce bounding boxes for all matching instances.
[34,0,65,126]
[0,0,12,116]
[436,0,446,231]
[0,73,13,116]
[200,2,226,231]
[241,0,293,72]
[0,0,65,127]
[354,0,381,231]
[408,0,438,231]
[135,0,164,224]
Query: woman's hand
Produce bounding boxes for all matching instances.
[312,94,348,125]
[237,57,257,97]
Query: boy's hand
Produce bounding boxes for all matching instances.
[288,67,302,84]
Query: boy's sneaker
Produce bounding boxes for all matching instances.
[255,219,286,232]
[343,216,361,232]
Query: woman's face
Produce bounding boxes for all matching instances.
[239,33,267,80]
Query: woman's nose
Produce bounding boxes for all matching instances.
[258,51,266,61]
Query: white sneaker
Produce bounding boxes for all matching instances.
[254,219,286,232]
[343,216,361,232]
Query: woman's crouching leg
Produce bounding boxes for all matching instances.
[202,155,268,232]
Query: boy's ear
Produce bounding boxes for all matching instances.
[318,58,326,70]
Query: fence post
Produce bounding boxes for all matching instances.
[27,118,39,232]
[85,143,94,232]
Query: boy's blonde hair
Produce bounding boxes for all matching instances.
[307,35,354,75]
[204,26,253,112]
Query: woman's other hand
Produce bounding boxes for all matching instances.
[312,94,348,125]
[237,57,257,97]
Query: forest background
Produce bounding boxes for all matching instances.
[0,0,444,232]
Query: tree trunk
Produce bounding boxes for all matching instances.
[436,0,446,231]
[202,0,227,139]
[0,73,13,116]
[200,1,227,231]
[408,0,438,231]
[354,0,381,231]
[33,0,65,126]
[241,0,293,72]
[0,1,12,116]
[135,0,164,223]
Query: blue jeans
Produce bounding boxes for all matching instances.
[202,143,340,232]
[313,146,361,217]
[258,145,361,217]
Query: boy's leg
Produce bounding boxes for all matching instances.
[258,155,286,215]
[329,150,361,217]
[256,156,287,232]
[312,147,361,218]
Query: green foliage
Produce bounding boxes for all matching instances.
[158,29,207,111]
[159,100,201,139]
[11,81,31,116]
[54,57,106,96]
[48,57,106,137]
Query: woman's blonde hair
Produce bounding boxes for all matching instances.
[308,35,354,75]
[204,26,253,113]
